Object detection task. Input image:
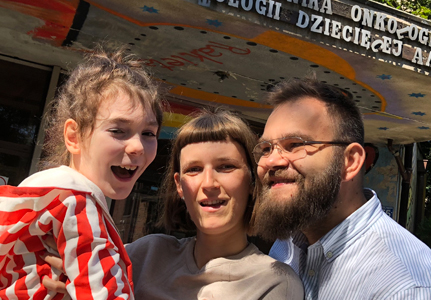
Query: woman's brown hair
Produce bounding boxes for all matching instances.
[158,108,259,234]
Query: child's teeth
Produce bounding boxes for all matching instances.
[120,166,137,171]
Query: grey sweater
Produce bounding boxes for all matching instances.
[126,234,303,300]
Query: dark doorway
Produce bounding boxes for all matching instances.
[0,59,51,185]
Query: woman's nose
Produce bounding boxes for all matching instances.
[201,168,219,190]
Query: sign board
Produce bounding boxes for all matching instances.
[202,0,431,71]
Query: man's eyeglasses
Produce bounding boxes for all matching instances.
[252,136,351,164]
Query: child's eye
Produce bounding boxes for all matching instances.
[142,131,156,137]
[108,128,124,134]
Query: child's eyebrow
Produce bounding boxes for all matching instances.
[103,117,159,126]
[111,117,130,123]
[146,120,159,127]
[101,118,131,125]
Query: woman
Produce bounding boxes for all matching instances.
[126,109,303,299]
[42,109,304,299]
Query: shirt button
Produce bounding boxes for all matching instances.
[326,251,333,258]
[308,269,316,277]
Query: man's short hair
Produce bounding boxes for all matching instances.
[266,77,364,146]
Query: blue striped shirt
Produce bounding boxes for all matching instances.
[270,189,431,299]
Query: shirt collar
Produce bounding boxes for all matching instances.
[292,189,382,261]
[19,165,113,225]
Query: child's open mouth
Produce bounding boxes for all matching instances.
[111,165,137,179]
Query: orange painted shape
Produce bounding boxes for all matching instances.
[251,31,356,79]
[0,0,79,46]
[169,86,272,109]
[251,31,387,111]
[0,0,79,12]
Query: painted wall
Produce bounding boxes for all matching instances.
[364,146,401,220]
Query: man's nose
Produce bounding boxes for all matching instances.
[260,146,290,170]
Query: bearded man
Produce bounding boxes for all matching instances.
[252,78,431,300]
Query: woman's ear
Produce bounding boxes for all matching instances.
[174,172,184,199]
[64,119,81,154]
[342,143,366,182]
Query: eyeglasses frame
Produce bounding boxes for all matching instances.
[252,136,351,163]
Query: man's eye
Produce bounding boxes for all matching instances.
[281,139,303,151]
[289,143,303,149]
[261,145,272,155]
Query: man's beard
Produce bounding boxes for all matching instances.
[254,153,344,242]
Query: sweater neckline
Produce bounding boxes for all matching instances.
[185,238,257,273]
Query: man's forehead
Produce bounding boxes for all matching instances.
[262,97,335,140]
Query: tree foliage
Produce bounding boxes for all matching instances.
[373,0,431,19]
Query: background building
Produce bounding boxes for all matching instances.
[0,0,430,246]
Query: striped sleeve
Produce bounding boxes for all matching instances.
[386,288,431,299]
[54,190,134,300]
[0,186,134,300]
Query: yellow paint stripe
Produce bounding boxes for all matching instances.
[162,112,193,128]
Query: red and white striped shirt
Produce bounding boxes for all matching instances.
[0,166,134,300]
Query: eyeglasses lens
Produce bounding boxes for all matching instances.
[253,137,307,163]
[277,137,307,160]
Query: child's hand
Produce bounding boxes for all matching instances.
[40,235,68,295]
[42,275,67,294]
[40,251,64,274]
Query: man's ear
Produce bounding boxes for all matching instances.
[342,143,366,182]
[64,119,81,154]
[174,172,184,199]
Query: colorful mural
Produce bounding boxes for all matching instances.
[0,0,430,144]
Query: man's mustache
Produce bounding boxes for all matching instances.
[261,169,303,186]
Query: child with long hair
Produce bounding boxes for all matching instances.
[0,46,163,300]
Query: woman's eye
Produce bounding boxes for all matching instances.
[184,167,202,174]
[218,164,236,172]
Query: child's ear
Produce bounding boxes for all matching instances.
[64,119,81,154]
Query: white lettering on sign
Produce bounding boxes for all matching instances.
[286,0,332,15]
[207,0,431,68]
[217,0,281,20]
